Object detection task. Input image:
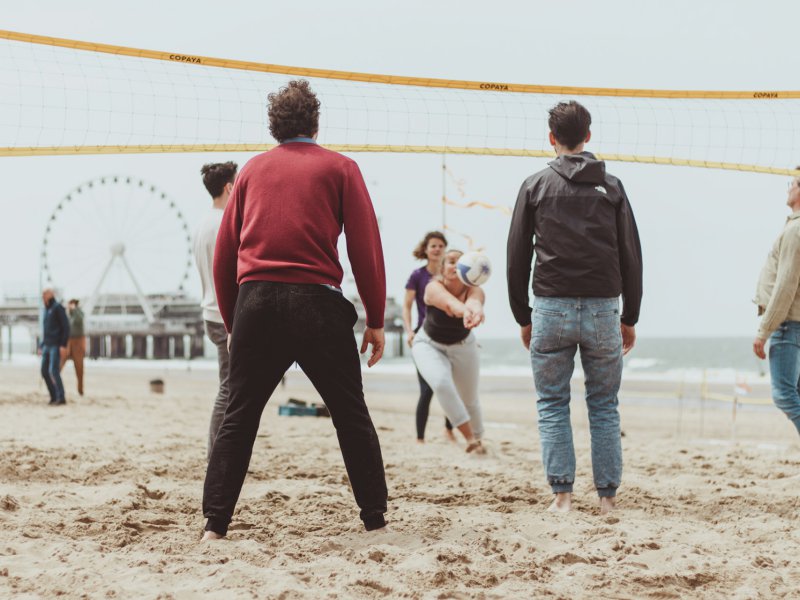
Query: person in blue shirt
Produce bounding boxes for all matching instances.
[40,288,69,405]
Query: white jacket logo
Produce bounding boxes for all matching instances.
[595,185,607,194]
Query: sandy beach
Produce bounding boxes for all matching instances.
[1,359,799,599]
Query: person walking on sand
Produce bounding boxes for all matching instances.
[202,80,388,540]
[753,168,800,436]
[402,231,455,443]
[59,299,86,396]
[193,160,238,460]
[507,101,643,514]
[39,288,69,406]
[411,249,487,455]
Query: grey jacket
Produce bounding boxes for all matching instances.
[507,152,643,326]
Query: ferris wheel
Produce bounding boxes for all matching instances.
[40,176,193,319]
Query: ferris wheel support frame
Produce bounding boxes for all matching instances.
[83,243,156,323]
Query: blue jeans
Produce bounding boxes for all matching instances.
[40,345,65,402]
[530,297,623,498]
[768,321,800,435]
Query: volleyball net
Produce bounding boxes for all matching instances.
[1,30,799,176]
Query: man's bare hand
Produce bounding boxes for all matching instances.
[227,334,232,352]
[753,337,767,360]
[361,327,385,367]
[521,324,532,350]
[621,324,636,356]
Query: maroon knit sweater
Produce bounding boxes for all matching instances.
[213,142,386,331]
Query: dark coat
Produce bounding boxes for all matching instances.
[42,299,70,347]
[507,152,643,326]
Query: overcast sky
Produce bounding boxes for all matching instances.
[1,0,798,338]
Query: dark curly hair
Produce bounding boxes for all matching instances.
[412,231,448,260]
[200,161,238,198]
[548,100,592,150]
[267,80,321,143]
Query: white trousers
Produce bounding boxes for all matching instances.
[411,329,484,438]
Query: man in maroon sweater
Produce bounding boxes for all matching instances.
[202,80,388,539]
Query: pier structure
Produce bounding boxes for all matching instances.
[0,292,204,360]
[0,293,405,360]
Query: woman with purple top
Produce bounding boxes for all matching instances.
[403,231,454,443]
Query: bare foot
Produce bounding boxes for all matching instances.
[547,492,572,513]
[444,429,457,443]
[416,438,425,445]
[599,496,616,515]
[201,530,225,541]
[465,440,486,455]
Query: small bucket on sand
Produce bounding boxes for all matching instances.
[149,378,164,394]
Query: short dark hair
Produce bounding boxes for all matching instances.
[412,231,448,260]
[267,80,321,143]
[548,101,592,150]
[200,161,238,198]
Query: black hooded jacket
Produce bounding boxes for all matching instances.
[506,152,642,327]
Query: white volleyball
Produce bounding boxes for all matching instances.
[456,252,492,287]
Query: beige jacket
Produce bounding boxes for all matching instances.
[755,212,800,339]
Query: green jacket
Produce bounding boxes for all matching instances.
[68,307,85,338]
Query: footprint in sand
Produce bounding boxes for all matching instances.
[318,539,345,553]
[1,495,19,511]
[136,484,166,500]
[549,552,590,565]
[122,518,176,533]
[367,549,387,562]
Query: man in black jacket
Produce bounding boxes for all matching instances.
[507,101,642,515]
[40,287,70,406]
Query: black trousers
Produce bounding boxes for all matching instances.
[203,281,388,534]
[415,369,453,440]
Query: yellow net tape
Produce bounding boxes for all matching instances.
[1,29,800,177]
[2,143,797,177]
[2,29,798,100]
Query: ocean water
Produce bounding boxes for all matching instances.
[4,335,765,381]
[377,336,766,380]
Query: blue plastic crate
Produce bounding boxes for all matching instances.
[278,404,321,417]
